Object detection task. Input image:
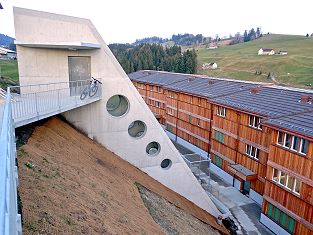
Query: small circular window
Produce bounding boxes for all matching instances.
[106,95,129,117]
[146,142,160,156]
[128,120,147,138]
[161,159,172,169]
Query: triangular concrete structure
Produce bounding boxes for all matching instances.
[14,7,221,218]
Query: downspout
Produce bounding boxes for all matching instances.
[208,101,214,158]
[175,93,179,142]
[233,111,241,187]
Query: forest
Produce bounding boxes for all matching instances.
[109,43,197,74]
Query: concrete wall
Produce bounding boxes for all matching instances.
[14,7,221,218]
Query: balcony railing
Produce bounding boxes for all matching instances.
[10,80,102,127]
[0,89,22,235]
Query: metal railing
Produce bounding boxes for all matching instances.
[10,80,102,127]
[0,89,22,235]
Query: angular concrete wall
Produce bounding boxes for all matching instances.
[14,7,221,217]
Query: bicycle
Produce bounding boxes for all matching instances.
[80,77,102,100]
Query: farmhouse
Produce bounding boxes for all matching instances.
[258,48,275,55]
[202,62,217,70]
[208,44,218,49]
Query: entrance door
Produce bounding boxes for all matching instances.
[68,56,91,95]
[243,181,250,195]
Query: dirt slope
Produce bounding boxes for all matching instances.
[17,117,227,235]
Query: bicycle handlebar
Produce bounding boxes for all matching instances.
[91,76,102,84]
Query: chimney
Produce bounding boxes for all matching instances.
[300,95,309,103]
[250,87,261,94]
[208,80,215,85]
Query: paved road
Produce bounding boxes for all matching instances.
[172,140,274,235]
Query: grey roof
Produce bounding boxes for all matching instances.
[211,86,313,117]
[129,70,313,137]
[263,111,313,137]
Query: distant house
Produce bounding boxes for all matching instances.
[258,48,275,55]
[202,62,217,70]
[279,51,288,55]
[208,44,218,49]
[0,47,16,60]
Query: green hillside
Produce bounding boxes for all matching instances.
[0,60,19,89]
[197,34,313,88]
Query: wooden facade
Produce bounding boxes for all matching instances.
[132,78,313,235]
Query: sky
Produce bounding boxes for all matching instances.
[0,0,312,44]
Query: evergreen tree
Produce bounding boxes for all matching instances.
[243,30,249,42]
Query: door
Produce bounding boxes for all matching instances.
[68,56,91,95]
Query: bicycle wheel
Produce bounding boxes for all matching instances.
[80,87,89,100]
[89,84,98,97]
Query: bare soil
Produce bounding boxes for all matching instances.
[17,117,228,235]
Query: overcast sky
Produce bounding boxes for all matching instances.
[1,0,312,44]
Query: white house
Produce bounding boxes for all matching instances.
[279,51,288,55]
[202,62,217,70]
[208,44,218,49]
[258,48,275,55]
[0,47,16,60]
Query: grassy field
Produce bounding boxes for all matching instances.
[197,34,313,88]
[0,59,19,82]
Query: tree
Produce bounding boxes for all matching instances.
[243,30,249,42]
[256,27,261,38]
[248,28,256,41]
[306,33,309,37]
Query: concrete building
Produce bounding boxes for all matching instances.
[130,70,313,235]
[13,7,222,220]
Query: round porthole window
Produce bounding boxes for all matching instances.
[128,120,147,138]
[146,142,160,156]
[161,159,172,169]
[106,95,129,117]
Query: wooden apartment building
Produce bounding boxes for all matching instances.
[129,70,313,235]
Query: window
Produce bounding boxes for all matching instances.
[190,97,193,104]
[189,115,192,123]
[248,115,262,130]
[212,154,223,168]
[217,106,226,117]
[166,124,173,133]
[156,86,161,93]
[168,91,175,98]
[155,101,161,108]
[272,168,302,195]
[300,138,308,155]
[150,85,154,91]
[277,131,309,156]
[195,138,199,147]
[286,176,294,190]
[198,97,201,106]
[277,132,284,145]
[291,136,299,151]
[273,169,279,182]
[266,203,296,234]
[214,131,225,143]
[167,108,174,116]
[279,172,286,186]
[284,134,291,148]
[294,179,301,195]
[246,144,260,160]
[197,118,200,126]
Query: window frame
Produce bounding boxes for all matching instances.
[217,106,226,117]
[248,115,262,130]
